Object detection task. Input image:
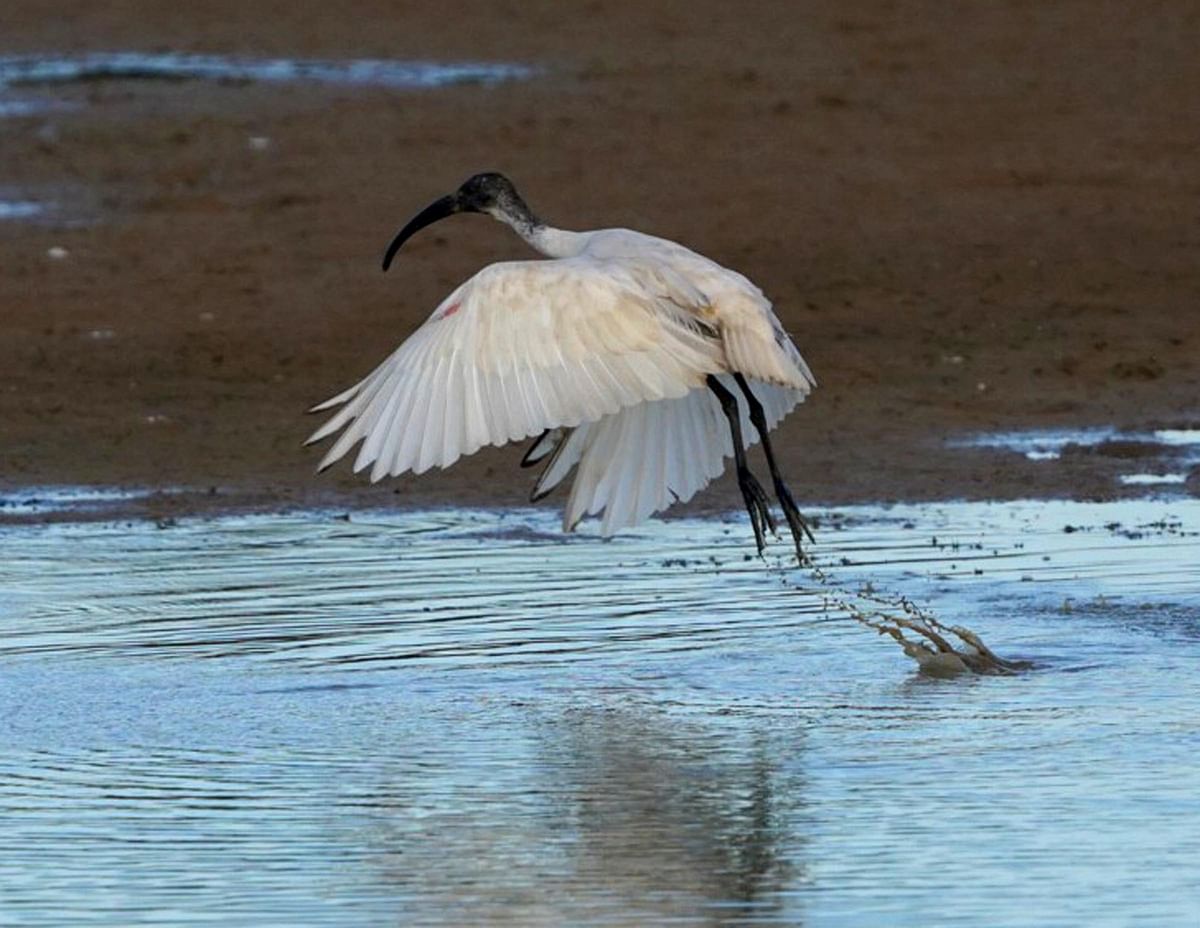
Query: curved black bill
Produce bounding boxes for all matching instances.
[381,194,459,271]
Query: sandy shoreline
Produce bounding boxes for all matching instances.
[2,1,1197,526]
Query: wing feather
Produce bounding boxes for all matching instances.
[531,425,585,500]
[557,377,807,535]
[356,360,408,474]
[309,256,725,477]
[371,366,416,481]
[469,367,496,449]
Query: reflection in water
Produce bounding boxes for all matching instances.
[541,711,800,924]
[365,708,804,926]
[1,499,1199,925]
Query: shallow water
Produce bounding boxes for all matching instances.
[0,53,533,91]
[0,99,46,117]
[0,199,44,220]
[950,427,1200,487]
[0,485,181,517]
[2,499,1198,926]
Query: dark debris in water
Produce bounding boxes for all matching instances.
[1063,517,1193,540]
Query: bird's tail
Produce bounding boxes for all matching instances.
[530,377,805,535]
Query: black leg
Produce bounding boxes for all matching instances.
[707,375,777,555]
[734,373,814,564]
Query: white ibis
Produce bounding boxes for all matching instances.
[307,173,817,559]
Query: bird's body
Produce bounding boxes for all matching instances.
[308,174,815,556]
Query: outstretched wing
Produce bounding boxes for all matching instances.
[307,257,725,480]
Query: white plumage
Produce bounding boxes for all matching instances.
[308,173,815,553]
[531,375,801,534]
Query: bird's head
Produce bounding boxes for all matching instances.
[455,172,522,217]
[382,172,534,271]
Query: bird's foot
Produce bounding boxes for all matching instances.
[773,479,815,565]
[737,466,777,555]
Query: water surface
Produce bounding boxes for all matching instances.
[1,499,1198,925]
[950,427,1200,487]
[0,53,533,91]
[0,200,44,220]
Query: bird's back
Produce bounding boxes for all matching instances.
[579,228,814,391]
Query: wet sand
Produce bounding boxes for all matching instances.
[2,1,1198,522]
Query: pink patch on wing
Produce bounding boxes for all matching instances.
[437,301,461,321]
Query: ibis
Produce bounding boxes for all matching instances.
[307,173,817,559]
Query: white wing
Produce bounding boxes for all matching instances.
[307,257,726,480]
[533,375,809,534]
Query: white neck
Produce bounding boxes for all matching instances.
[489,207,585,259]
[522,224,587,259]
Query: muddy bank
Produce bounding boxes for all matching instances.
[1,1,1198,522]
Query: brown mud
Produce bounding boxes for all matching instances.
[2,1,1197,525]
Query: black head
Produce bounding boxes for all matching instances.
[454,172,522,215]
[381,172,533,271]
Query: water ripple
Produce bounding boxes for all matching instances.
[1,499,1198,925]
